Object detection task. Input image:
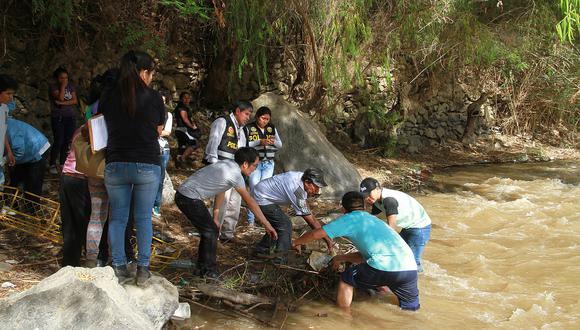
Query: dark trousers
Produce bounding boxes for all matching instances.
[175,192,218,273]
[255,204,292,260]
[50,115,75,166]
[59,174,91,266]
[9,158,46,196]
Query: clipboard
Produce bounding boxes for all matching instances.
[87,114,108,153]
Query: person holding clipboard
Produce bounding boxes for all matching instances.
[98,51,165,285]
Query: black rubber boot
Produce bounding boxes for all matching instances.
[112,265,132,284]
[136,265,151,286]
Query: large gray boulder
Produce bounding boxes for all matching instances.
[252,93,361,199]
[0,266,179,330]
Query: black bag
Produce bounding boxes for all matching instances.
[187,127,202,139]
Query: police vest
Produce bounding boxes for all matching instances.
[217,115,239,160]
[245,122,278,160]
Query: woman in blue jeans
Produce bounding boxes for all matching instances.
[100,50,165,285]
[153,109,173,217]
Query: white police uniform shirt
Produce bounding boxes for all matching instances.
[204,113,246,164]
[252,171,310,216]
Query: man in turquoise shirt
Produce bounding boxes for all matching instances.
[293,191,420,311]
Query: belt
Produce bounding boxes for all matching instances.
[63,172,86,179]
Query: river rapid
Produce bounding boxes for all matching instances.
[186,160,580,329]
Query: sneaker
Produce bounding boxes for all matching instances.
[204,270,219,279]
[136,265,151,286]
[49,165,58,175]
[112,265,132,284]
[152,206,161,217]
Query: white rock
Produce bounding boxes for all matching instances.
[0,266,179,330]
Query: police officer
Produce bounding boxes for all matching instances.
[252,168,334,263]
[204,101,253,241]
[244,106,282,225]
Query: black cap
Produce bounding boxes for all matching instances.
[359,177,380,196]
[302,168,328,187]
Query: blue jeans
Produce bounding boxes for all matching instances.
[154,147,170,208]
[104,162,161,267]
[247,160,275,224]
[400,224,431,272]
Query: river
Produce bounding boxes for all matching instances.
[183,160,580,329]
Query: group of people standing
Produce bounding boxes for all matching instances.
[58,51,167,286]
[2,49,433,311]
[1,51,169,286]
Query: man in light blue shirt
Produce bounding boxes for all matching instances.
[6,118,50,196]
[293,191,420,311]
[252,168,333,263]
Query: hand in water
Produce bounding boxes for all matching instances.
[291,242,302,255]
[325,238,334,254]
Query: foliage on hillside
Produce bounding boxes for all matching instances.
[2,0,578,138]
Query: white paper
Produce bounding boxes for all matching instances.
[163,112,173,133]
[89,114,108,152]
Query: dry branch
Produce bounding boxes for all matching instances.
[196,283,274,306]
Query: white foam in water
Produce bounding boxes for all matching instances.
[474,312,499,323]
[424,261,473,292]
[509,304,548,321]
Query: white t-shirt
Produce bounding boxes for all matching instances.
[158,112,173,149]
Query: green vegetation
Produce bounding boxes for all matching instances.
[31,0,76,31]
[5,0,579,139]
[557,0,580,43]
[111,22,169,59]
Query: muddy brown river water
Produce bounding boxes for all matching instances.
[181,160,580,329]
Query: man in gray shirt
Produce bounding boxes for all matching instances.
[252,168,334,263]
[176,147,277,278]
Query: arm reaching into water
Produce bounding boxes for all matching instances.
[301,214,334,252]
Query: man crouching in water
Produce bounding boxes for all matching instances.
[292,191,420,311]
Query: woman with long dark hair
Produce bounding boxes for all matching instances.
[99,50,165,285]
